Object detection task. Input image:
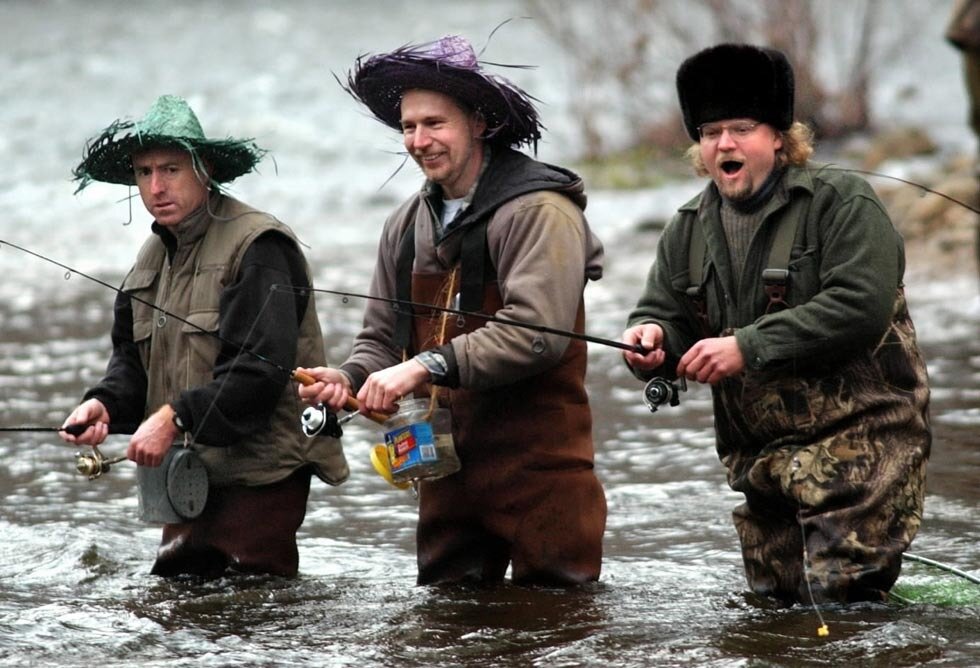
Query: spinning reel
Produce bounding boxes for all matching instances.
[642,376,687,414]
[75,445,126,480]
[300,404,346,438]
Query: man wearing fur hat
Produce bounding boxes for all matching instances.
[621,44,931,604]
[62,95,348,578]
[297,36,607,586]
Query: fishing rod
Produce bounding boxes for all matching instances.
[0,425,129,479]
[826,165,980,215]
[0,237,303,382]
[0,235,675,451]
[0,238,353,480]
[272,284,648,354]
[0,425,92,435]
[0,424,136,479]
[275,286,688,414]
[905,552,980,586]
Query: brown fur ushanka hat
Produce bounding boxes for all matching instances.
[676,43,795,141]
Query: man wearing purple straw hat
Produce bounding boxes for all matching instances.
[298,35,607,586]
[621,44,931,604]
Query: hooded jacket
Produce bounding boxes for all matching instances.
[341,147,604,390]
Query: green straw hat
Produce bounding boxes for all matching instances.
[73,94,267,192]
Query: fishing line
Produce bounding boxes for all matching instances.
[798,511,830,637]
[272,284,647,354]
[822,165,980,215]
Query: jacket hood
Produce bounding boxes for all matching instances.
[452,147,586,230]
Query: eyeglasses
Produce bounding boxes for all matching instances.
[697,121,761,143]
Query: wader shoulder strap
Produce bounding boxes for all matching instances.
[392,215,492,349]
[687,218,707,291]
[761,194,809,310]
[685,219,711,335]
[393,223,417,349]
[686,191,809,317]
[459,219,490,311]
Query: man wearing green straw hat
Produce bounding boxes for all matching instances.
[61,94,348,578]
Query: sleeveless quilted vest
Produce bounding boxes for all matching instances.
[121,195,348,487]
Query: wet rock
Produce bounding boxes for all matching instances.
[861,126,938,170]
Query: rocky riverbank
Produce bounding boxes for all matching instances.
[865,149,979,286]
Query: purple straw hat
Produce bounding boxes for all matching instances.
[343,35,543,150]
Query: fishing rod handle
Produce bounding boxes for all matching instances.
[63,422,136,436]
[62,423,89,436]
[291,369,390,424]
[292,369,317,386]
[343,397,390,425]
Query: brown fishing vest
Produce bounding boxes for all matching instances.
[121,195,348,487]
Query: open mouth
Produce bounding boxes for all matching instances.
[720,160,743,175]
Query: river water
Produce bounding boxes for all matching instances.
[1,1,978,667]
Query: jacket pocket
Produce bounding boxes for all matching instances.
[181,309,221,387]
[123,268,159,369]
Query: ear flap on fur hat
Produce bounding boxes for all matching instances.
[676,43,794,141]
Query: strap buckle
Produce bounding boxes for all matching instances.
[762,268,790,310]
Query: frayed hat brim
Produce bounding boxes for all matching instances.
[343,38,543,150]
[72,96,267,191]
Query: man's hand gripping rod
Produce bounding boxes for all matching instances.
[291,370,389,437]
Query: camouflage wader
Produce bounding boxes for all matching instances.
[715,290,930,603]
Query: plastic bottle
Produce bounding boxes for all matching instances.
[382,398,461,483]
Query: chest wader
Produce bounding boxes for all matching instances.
[686,197,930,603]
[393,220,606,586]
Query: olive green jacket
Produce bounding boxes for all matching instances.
[627,165,930,487]
[628,165,906,374]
